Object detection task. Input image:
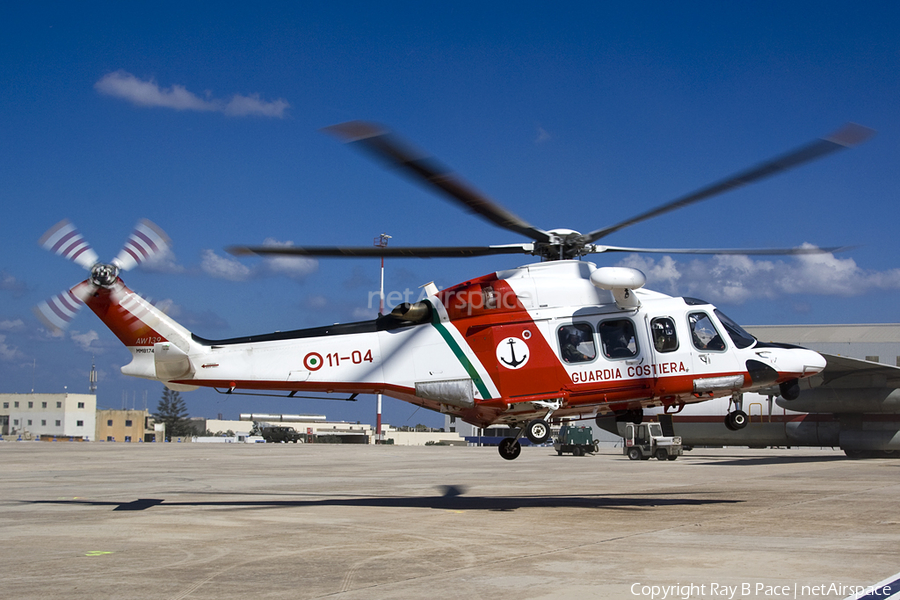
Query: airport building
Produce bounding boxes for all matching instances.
[0,393,97,440]
[95,409,153,443]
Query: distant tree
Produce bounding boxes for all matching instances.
[154,387,191,438]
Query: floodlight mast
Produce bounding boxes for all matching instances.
[374,233,391,440]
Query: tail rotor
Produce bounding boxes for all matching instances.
[35,219,171,332]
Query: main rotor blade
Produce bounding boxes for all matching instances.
[589,244,853,256]
[323,121,552,243]
[228,243,534,259]
[583,123,875,244]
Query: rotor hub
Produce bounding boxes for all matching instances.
[90,263,119,287]
[538,229,587,260]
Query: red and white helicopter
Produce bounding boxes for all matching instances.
[37,122,872,459]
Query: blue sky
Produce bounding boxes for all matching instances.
[2,2,899,427]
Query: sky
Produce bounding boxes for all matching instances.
[2,2,899,428]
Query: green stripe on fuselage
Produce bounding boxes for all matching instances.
[430,311,492,400]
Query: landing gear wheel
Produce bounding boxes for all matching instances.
[655,449,668,461]
[498,438,521,461]
[726,410,748,430]
[525,419,551,444]
[627,447,642,461]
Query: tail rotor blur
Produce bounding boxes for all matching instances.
[33,285,89,332]
[35,219,170,332]
[113,219,171,271]
[38,219,99,271]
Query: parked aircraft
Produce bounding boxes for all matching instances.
[597,352,900,458]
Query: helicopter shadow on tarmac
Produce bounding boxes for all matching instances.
[27,488,743,512]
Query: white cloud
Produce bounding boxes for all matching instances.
[617,246,900,305]
[201,241,317,282]
[224,93,290,118]
[201,249,252,281]
[95,71,289,118]
[257,239,318,280]
[141,246,184,274]
[70,330,100,352]
[1,270,28,297]
[0,319,25,333]
[0,334,25,361]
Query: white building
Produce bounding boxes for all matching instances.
[0,393,97,440]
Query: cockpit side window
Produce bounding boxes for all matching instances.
[599,319,638,359]
[650,317,678,353]
[688,312,726,351]
[557,323,596,364]
[714,309,756,349]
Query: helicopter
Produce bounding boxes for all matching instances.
[37,121,872,460]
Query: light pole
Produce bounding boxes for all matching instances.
[374,233,391,440]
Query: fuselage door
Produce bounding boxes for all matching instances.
[645,314,691,397]
[687,310,729,376]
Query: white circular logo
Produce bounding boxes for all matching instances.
[496,337,529,370]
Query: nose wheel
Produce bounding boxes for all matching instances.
[498,417,552,460]
[725,410,748,430]
[723,392,748,431]
[498,437,521,460]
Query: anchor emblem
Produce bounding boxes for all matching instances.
[496,337,529,370]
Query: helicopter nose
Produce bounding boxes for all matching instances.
[799,348,827,376]
[754,347,826,380]
[785,347,827,378]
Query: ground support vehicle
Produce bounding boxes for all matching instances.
[624,422,682,460]
[252,423,303,443]
[554,425,599,456]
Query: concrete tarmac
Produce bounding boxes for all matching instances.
[1,442,899,600]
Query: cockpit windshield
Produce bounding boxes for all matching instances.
[714,309,756,349]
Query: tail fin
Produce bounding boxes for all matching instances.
[82,277,203,385]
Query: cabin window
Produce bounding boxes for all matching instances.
[599,319,638,359]
[650,317,678,353]
[557,323,596,364]
[688,312,726,351]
